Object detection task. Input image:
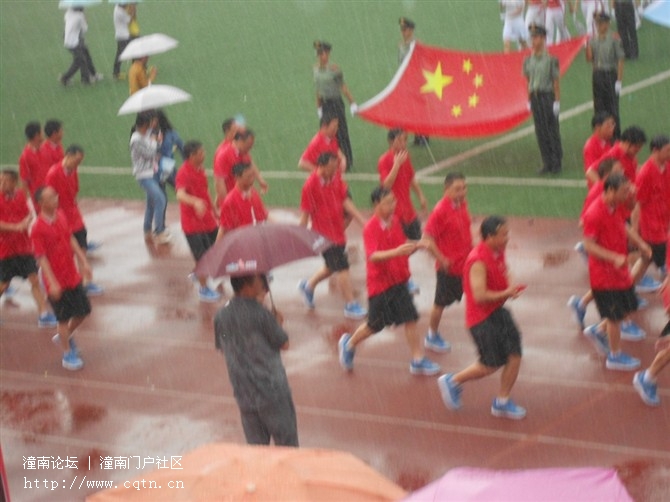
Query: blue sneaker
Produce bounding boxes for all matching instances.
[38,312,57,328]
[574,241,588,261]
[409,357,440,376]
[621,320,646,341]
[566,295,587,329]
[62,349,84,371]
[491,398,527,420]
[583,324,609,356]
[636,275,661,293]
[636,295,648,310]
[424,332,451,353]
[344,301,367,320]
[198,286,220,303]
[298,280,315,309]
[86,241,102,253]
[338,333,355,371]
[52,333,80,356]
[633,371,659,406]
[3,283,17,299]
[85,282,105,296]
[437,373,462,410]
[606,351,640,371]
[407,278,420,296]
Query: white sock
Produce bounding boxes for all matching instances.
[496,397,509,405]
[643,370,656,384]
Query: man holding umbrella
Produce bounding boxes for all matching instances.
[214,272,299,447]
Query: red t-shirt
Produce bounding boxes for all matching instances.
[583,133,611,187]
[599,142,638,183]
[19,144,48,199]
[635,158,670,244]
[583,196,632,290]
[0,189,33,258]
[30,210,81,293]
[175,161,218,235]
[220,186,268,231]
[300,172,348,245]
[463,242,509,328]
[45,162,84,232]
[423,197,472,276]
[300,132,340,166]
[213,142,251,194]
[364,214,410,297]
[39,141,64,173]
[378,149,417,224]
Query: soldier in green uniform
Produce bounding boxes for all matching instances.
[523,24,563,175]
[586,12,625,139]
[313,41,357,171]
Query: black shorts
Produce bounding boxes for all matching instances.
[647,241,667,269]
[0,255,38,283]
[402,218,422,241]
[592,287,638,321]
[185,230,218,261]
[72,227,87,251]
[434,271,463,307]
[470,307,522,368]
[323,245,349,273]
[367,282,419,333]
[49,283,92,322]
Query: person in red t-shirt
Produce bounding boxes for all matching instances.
[39,119,65,175]
[18,121,45,205]
[175,141,221,303]
[217,162,269,240]
[30,185,93,371]
[632,135,670,290]
[437,216,527,420]
[298,115,347,173]
[421,172,473,353]
[582,172,651,371]
[298,152,366,320]
[378,129,427,295]
[337,186,440,376]
[212,128,267,207]
[0,170,56,327]
[583,112,616,188]
[589,125,646,185]
[633,232,670,406]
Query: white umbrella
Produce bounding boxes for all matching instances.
[119,33,178,61]
[58,0,102,8]
[117,85,192,115]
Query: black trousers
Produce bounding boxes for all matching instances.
[62,43,96,83]
[593,69,620,139]
[530,91,562,173]
[614,1,638,59]
[322,97,353,170]
[112,38,131,76]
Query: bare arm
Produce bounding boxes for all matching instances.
[176,187,207,218]
[583,236,627,268]
[381,150,407,189]
[419,235,450,270]
[298,157,317,172]
[298,211,309,227]
[343,198,366,227]
[410,177,427,212]
[369,241,417,263]
[469,261,519,304]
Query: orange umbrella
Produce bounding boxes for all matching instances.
[86,442,406,502]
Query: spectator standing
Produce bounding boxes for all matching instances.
[59,7,102,86]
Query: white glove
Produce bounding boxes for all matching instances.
[553,101,560,117]
[527,101,532,112]
[615,80,622,96]
[317,107,323,119]
[349,102,359,116]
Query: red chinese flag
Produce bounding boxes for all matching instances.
[358,38,586,138]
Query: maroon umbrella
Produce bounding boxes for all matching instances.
[194,223,332,278]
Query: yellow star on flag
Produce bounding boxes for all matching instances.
[468,94,479,108]
[462,59,473,75]
[421,62,453,100]
[451,105,462,117]
[473,74,484,88]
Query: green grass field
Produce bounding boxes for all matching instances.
[1,1,669,217]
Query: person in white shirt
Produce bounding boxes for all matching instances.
[500,0,529,53]
[112,3,135,80]
[59,8,102,86]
